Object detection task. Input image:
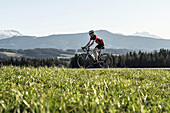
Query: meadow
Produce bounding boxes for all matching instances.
[0,66,169,112]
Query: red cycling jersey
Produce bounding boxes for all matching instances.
[90,35,104,44]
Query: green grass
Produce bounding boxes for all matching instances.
[0,66,169,112]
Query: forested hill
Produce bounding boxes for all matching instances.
[0,48,76,59]
[0,48,132,59]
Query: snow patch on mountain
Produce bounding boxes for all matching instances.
[133,31,162,39]
[0,30,22,39]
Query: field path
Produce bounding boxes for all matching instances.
[85,68,170,70]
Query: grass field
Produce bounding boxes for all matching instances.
[0,66,169,112]
[58,54,74,59]
[0,52,21,57]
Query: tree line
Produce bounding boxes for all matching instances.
[113,49,170,68]
[1,49,170,68]
[70,49,170,68]
[0,58,69,68]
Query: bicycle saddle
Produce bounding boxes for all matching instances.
[101,47,105,49]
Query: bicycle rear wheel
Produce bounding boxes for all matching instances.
[77,54,93,68]
[98,54,113,68]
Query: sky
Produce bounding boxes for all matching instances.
[0,0,170,39]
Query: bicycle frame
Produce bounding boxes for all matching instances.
[83,48,90,62]
[82,47,102,61]
[79,47,112,68]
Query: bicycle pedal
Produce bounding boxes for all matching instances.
[93,60,99,64]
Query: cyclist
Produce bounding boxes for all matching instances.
[82,30,105,62]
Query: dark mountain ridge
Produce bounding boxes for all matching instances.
[0,30,169,50]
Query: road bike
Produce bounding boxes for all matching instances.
[77,47,113,68]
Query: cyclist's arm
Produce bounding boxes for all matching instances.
[85,40,93,47]
[88,40,94,47]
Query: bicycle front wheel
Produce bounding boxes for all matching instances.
[77,54,93,68]
[98,54,113,68]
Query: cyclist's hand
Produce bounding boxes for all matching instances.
[81,46,86,50]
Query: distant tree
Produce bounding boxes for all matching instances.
[70,54,79,68]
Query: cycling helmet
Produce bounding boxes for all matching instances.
[89,30,94,34]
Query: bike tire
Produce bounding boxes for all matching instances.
[77,54,93,68]
[98,54,113,68]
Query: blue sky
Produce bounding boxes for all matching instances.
[0,0,170,38]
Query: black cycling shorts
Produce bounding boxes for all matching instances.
[95,43,104,49]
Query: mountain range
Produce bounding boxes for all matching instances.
[0,30,170,50]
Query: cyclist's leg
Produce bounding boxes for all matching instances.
[94,45,100,61]
[93,48,98,61]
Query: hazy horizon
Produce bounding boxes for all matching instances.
[0,29,165,40]
[0,0,170,39]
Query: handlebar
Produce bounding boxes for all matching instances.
[81,47,90,52]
